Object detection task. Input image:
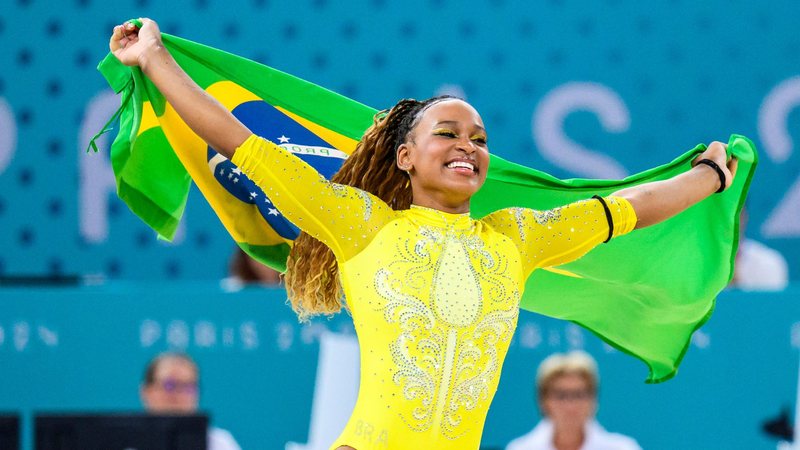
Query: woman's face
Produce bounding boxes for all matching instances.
[140,357,199,414]
[396,99,489,212]
[541,373,596,431]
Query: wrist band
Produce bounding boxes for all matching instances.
[696,159,726,193]
[592,195,614,243]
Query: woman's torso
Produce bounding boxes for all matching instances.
[332,206,525,450]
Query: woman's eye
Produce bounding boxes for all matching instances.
[434,130,457,138]
[473,137,488,145]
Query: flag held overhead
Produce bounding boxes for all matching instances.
[96,32,757,382]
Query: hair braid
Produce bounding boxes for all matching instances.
[284,96,455,320]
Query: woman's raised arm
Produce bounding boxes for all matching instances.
[612,141,739,229]
[110,18,250,158]
[110,18,398,262]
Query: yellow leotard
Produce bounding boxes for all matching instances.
[232,135,637,450]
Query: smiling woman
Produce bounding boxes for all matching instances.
[110,17,737,450]
[394,100,490,213]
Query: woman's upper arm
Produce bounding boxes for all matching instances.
[231,135,395,261]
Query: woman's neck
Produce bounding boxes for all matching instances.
[410,193,470,214]
[552,425,585,450]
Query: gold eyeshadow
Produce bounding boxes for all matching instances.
[431,128,488,145]
[470,134,488,144]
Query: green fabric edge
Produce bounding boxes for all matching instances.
[117,178,182,236]
[97,53,131,93]
[239,242,291,273]
[161,34,377,140]
[565,134,758,383]
[99,48,189,240]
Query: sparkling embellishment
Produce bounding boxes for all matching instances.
[374,212,518,439]
[532,208,562,226]
[511,208,527,241]
[356,189,374,221]
[430,233,482,327]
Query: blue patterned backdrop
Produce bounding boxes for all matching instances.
[1,2,800,450]
[0,0,798,280]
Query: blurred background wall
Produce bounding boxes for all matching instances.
[1,0,798,280]
[1,286,797,449]
[1,1,798,449]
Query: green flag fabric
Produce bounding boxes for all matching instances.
[96,32,757,383]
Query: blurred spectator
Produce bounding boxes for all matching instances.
[141,353,241,450]
[506,351,640,450]
[731,208,788,291]
[224,247,283,289]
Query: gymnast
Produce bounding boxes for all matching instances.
[110,18,737,450]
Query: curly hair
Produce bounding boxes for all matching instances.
[284,95,456,320]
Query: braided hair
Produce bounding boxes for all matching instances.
[285,95,456,320]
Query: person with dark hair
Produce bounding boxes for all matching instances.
[111,19,737,450]
[227,247,282,287]
[505,351,640,450]
[141,353,241,450]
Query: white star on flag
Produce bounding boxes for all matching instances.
[278,135,291,143]
[232,167,242,175]
[249,192,258,199]
[268,208,280,216]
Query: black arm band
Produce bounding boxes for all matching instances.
[695,159,726,193]
[592,195,614,243]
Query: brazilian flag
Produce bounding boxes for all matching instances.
[95,32,756,383]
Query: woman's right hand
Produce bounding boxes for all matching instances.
[107,17,251,157]
[109,18,162,67]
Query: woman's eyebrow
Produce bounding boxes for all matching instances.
[434,120,486,132]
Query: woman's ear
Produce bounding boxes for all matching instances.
[396,143,412,172]
[538,399,550,418]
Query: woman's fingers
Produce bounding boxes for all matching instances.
[689,140,739,191]
[109,20,145,65]
[110,25,124,51]
[692,141,727,168]
[708,142,728,163]
[124,20,138,34]
[708,141,726,151]
[111,22,137,49]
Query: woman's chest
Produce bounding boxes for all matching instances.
[342,222,524,324]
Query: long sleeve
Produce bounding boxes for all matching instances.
[231,134,397,262]
[483,196,637,277]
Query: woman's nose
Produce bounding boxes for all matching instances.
[456,137,476,154]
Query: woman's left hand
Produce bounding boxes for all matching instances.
[692,141,739,192]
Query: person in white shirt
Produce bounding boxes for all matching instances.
[506,351,641,450]
[734,238,789,291]
[140,353,241,450]
[731,207,789,291]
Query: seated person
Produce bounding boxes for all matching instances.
[141,352,241,450]
[223,247,283,290]
[731,208,789,291]
[506,351,641,450]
